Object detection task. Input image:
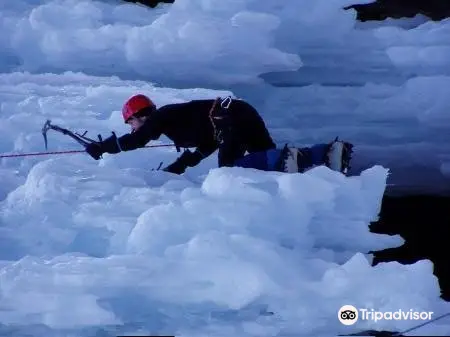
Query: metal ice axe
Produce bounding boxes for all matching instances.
[41,119,102,150]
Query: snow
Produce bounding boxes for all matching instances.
[1,0,301,85]
[1,0,450,336]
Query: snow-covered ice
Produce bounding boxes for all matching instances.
[0,71,449,337]
[1,0,450,336]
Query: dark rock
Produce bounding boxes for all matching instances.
[123,0,174,8]
[338,330,404,336]
[123,0,450,22]
[345,0,450,21]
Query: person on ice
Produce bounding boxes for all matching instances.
[85,94,353,174]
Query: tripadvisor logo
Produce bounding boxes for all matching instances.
[338,305,434,325]
[338,305,358,325]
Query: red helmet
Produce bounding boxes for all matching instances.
[122,94,155,123]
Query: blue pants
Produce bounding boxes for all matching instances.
[233,144,330,172]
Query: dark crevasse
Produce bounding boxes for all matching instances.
[370,195,450,301]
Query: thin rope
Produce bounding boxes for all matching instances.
[0,150,85,158]
[0,143,175,158]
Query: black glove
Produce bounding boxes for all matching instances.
[162,149,205,174]
[85,132,123,160]
[85,142,104,160]
[163,160,187,174]
[180,149,204,166]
